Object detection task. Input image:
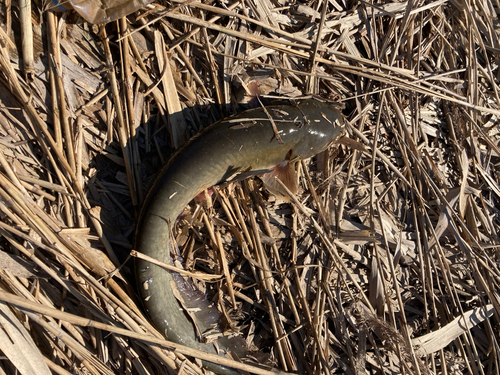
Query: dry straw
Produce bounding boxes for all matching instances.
[0,0,499,374]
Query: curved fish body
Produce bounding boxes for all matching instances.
[135,99,344,373]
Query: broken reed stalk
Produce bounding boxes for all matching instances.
[19,0,33,78]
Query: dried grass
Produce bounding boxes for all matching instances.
[0,0,499,374]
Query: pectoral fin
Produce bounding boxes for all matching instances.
[261,161,298,201]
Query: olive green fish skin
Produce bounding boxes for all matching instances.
[135,99,344,374]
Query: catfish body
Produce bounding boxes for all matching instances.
[135,99,344,373]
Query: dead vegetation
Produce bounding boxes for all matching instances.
[0,0,499,374]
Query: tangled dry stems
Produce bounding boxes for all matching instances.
[0,0,499,374]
